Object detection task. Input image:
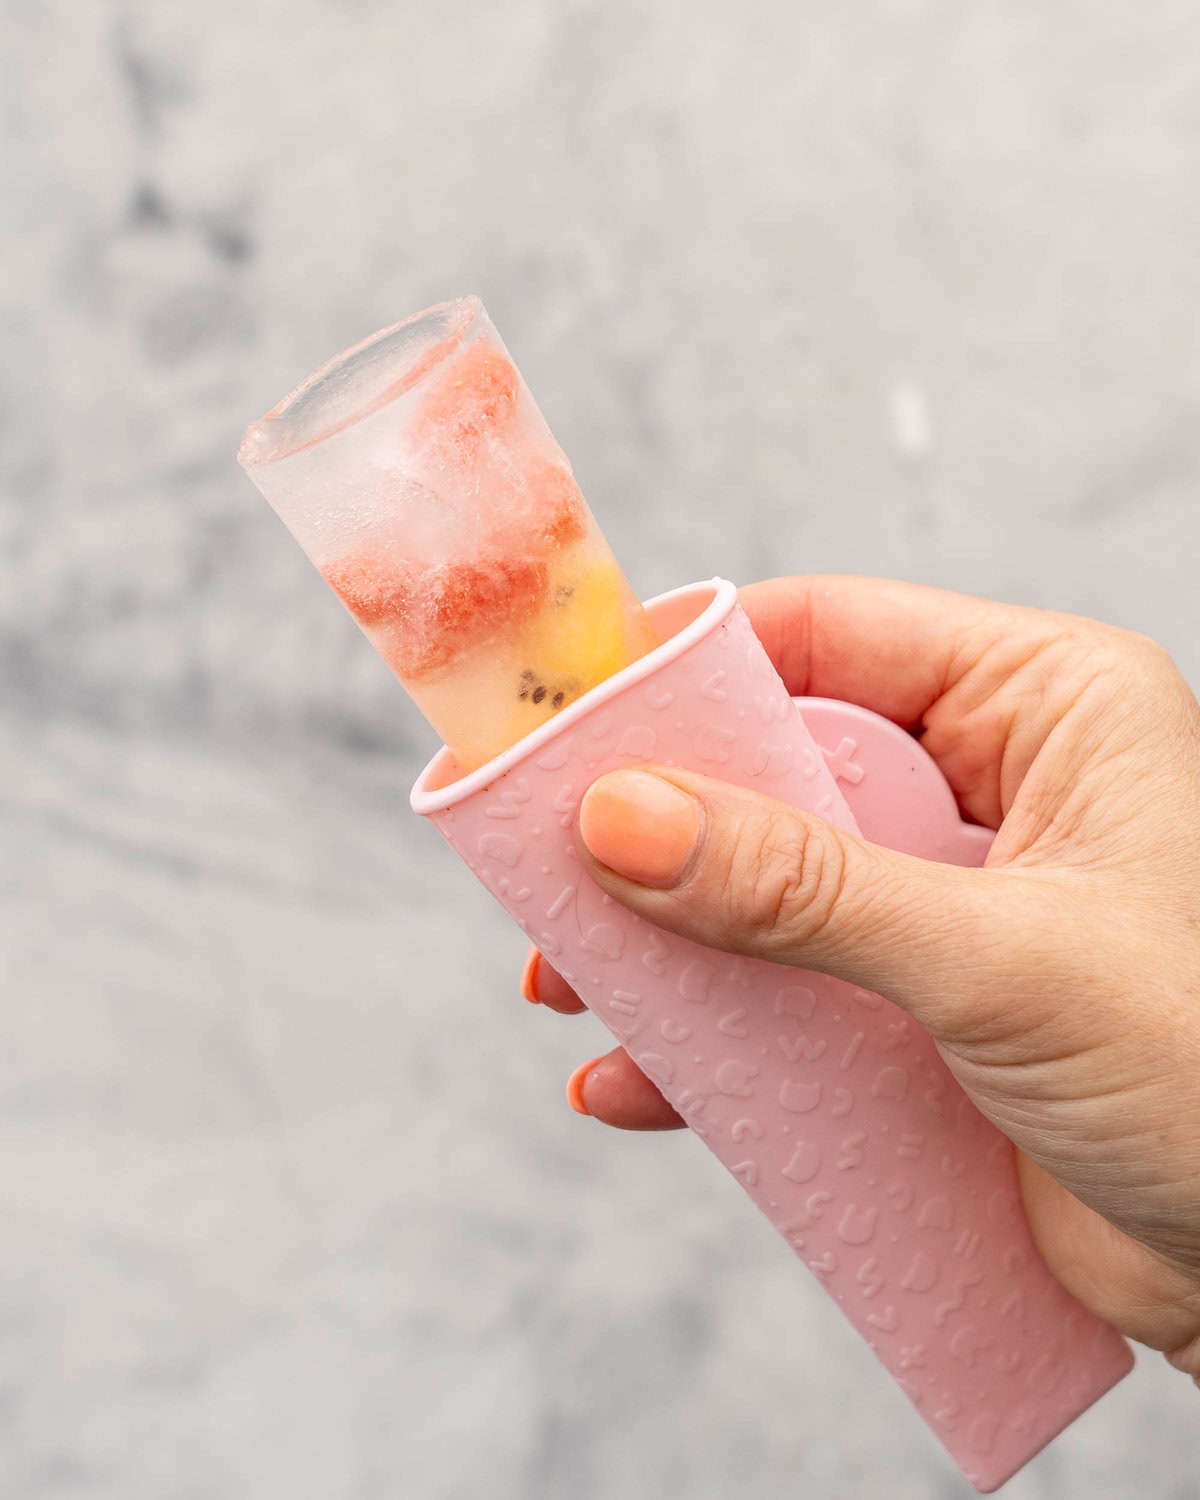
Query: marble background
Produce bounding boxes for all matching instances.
[3,1,1198,1495]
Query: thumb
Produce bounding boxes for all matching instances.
[576,766,1075,1052]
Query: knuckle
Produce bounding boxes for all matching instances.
[1103,626,1181,687]
[1131,639,1190,701]
[721,808,847,956]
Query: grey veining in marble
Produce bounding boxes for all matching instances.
[3,2,1198,1496]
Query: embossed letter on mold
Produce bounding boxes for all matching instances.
[900,1252,939,1294]
[581,923,624,960]
[837,1203,878,1245]
[779,1079,822,1113]
[774,985,816,1022]
[714,1059,759,1097]
[636,1052,674,1088]
[749,744,795,778]
[642,929,670,977]
[918,1196,954,1231]
[872,1066,908,1100]
[781,1140,821,1183]
[694,726,736,764]
[484,779,532,819]
[679,959,715,1004]
[478,832,522,867]
[778,1033,827,1064]
[617,725,656,759]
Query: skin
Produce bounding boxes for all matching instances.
[521,576,1200,1385]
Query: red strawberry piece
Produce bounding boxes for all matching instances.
[322,551,418,626]
[428,555,548,652]
[524,459,587,547]
[419,339,520,457]
[322,548,549,679]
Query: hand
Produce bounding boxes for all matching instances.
[518,575,1200,1382]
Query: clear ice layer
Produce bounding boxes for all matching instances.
[239,297,658,769]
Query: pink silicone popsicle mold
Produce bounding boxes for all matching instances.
[412,578,1132,1491]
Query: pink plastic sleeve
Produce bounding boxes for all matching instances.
[411,578,1132,1491]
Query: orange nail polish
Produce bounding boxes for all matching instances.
[578,770,701,887]
[520,948,541,1003]
[566,1055,604,1116]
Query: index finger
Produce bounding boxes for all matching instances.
[739,574,999,727]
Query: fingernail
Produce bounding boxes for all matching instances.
[520,948,541,1004]
[566,1055,604,1116]
[578,770,701,887]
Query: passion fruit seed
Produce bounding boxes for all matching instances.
[517,670,579,710]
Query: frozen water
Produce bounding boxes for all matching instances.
[241,304,581,585]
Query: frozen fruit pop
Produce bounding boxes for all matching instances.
[238,297,659,770]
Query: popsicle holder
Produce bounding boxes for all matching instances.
[412,576,1132,1492]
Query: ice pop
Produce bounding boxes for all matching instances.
[239,297,658,769]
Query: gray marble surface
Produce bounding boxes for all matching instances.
[3,2,1199,1495]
